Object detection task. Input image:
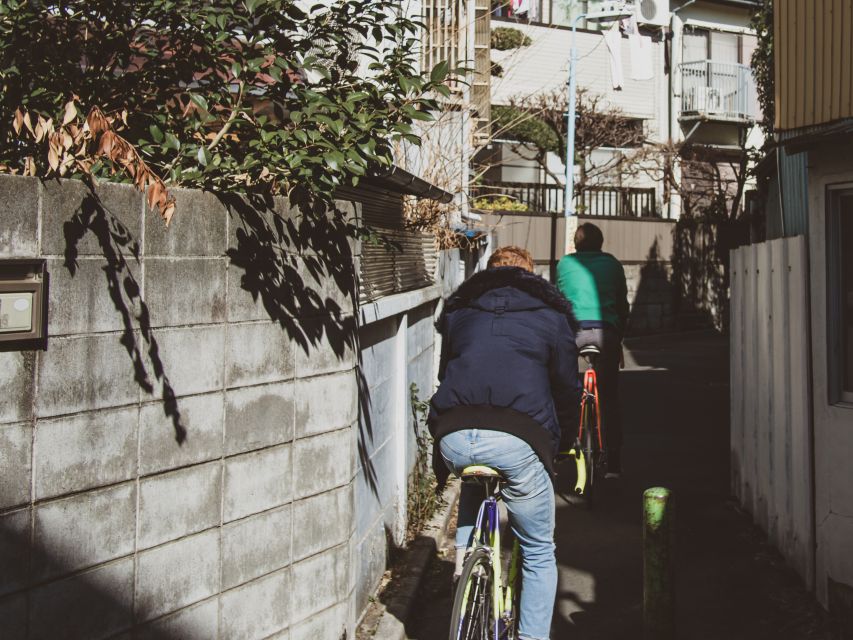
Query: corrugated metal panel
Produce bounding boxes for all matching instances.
[765,147,808,241]
[779,147,809,237]
[775,0,853,131]
[337,185,437,305]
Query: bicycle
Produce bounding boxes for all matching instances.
[565,344,606,508]
[448,465,522,640]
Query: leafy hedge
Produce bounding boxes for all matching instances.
[491,27,532,51]
[0,0,451,223]
[492,105,560,155]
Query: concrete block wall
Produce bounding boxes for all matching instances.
[353,294,439,617]
[0,175,362,639]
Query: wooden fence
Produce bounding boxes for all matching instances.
[729,235,814,589]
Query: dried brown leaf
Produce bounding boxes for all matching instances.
[13,108,24,135]
[62,101,78,126]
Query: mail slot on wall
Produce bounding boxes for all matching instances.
[0,259,47,344]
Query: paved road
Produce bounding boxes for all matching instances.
[407,331,832,639]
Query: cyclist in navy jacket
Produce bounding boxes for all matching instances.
[429,246,581,640]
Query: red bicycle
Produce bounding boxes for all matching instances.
[567,344,606,508]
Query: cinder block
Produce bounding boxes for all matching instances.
[142,326,225,399]
[136,596,218,640]
[406,301,437,359]
[224,444,291,522]
[136,529,219,621]
[34,406,137,500]
[144,258,227,327]
[29,557,134,640]
[293,316,356,378]
[144,188,227,257]
[42,179,142,256]
[0,351,34,424]
[224,381,293,456]
[139,391,224,475]
[355,521,388,615]
[33,483,135,581]
[45,257,141,336]
[225,321,294,388]
[0,423,31,509]
[293,429,353,500]
[290,602,348,640]
[292,485,352,561]
[0,592,27,640]
[294,372,357,438]
[0,509,30,597]
[358,316,398,385]
[222,505,291,590]
[297,256,355,316]
[220,569,291,640]
[36,334,139,417]
[0,174,39,257]
[138,462,222,550]
[291,545,348,624]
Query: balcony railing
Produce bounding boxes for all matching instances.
[679,60,757,122]
[471,182,661,218]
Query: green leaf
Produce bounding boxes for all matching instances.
[148,124,164,143]
[197,147,211,167]
[164,133,181,151]
[430,61,449,84]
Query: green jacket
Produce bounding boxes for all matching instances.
[556,251,629,335]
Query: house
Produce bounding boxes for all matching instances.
[467,0,760,331]
[730,0,853,628]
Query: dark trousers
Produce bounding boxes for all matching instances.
[576,327,622,471]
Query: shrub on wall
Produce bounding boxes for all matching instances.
[491,27,532,51]
[0,0,452,223]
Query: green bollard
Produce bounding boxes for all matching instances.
[643,487,675,640]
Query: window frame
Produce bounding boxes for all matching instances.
[825,183,853,405]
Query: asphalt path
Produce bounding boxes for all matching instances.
[407,332,832,640]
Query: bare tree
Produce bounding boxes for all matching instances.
[475,87,647,192]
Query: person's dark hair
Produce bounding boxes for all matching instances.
[574,223,604,252]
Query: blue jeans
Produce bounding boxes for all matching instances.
[440,429,556,640]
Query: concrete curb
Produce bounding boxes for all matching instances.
[368,479,461,640]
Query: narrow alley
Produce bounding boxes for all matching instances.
[408,331,833,640]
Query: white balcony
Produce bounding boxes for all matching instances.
[679,60,757,123]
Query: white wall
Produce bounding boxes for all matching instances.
[804,146,853,610]
[491,22,664,134]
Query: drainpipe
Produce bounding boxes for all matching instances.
[667,0,699,219]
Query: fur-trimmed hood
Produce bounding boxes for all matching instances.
[437,267,578,330]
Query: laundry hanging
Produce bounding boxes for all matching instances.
[604,21,624,90]
[627,16,653,81]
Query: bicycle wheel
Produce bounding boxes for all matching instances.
[449,546,495,640]
[582,404,596,509]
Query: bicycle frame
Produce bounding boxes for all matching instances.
[578,367,603,450]
[460,482,522,639]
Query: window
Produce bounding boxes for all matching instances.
[827,188,853,403]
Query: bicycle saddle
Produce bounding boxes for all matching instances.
[579,344,601,356]
[460,465,504,480]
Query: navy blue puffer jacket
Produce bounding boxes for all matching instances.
[429,267,582,483]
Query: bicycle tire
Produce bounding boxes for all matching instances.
[449,546,495,640]
[582,404,596,509]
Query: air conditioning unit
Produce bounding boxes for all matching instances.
[634,0,669,27]
[587,0,669,27]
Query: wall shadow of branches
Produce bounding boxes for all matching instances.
[63,186,185,443]
[217,192,377,495]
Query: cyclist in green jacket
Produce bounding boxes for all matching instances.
[556,222,629,477]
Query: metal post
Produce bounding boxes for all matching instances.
[562,14,584,255]
[643,487,675,640]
